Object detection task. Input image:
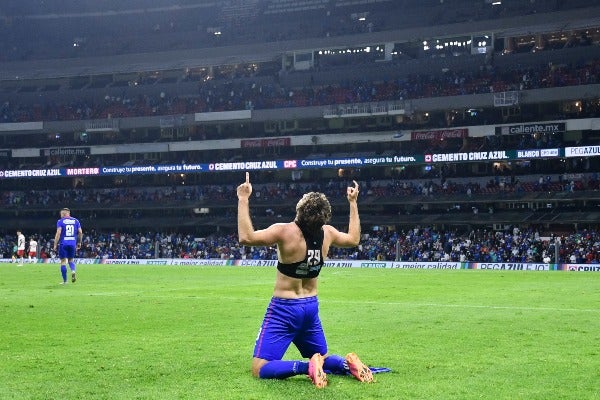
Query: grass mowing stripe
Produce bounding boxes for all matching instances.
[0,263,598,400]
[74,292,600,313]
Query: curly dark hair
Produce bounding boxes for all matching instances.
[295,192,332,233]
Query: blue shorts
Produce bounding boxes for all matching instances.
[58,244,76,259]
[253,296,328,361]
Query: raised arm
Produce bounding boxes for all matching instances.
[237,172,283,246]
[328,180,361,248]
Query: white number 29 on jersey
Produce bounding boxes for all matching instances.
[307,250,321,266]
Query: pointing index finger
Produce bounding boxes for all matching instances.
[352,180,359,189]
[245,172,250,184]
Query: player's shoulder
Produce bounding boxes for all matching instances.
[322,224,339,233]
[322,225,342,241]
[269,222,297,237]
[270,222,293,230]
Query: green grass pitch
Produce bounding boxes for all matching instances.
[1,263,599,400]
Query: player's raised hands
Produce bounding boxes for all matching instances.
[347,180,359,202]
[237,172,253,199]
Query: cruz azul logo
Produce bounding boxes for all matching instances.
[565,265,600,272]
[427,151,509,163]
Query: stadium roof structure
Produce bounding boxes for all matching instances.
[1,5,600,80]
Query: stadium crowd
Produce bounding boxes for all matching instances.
[334,226,600,264]
[1,173,597,210]
[2,58,599,123]
[1,227,599,264]
[0,231,272,261]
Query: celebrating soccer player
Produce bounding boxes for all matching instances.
[237,172,373,388]
[53,208,83,284]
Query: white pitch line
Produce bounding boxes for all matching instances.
[83,292,600,313]
[324,300,600,313]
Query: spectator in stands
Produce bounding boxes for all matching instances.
[1,227,599,263]
[3,59,599,124]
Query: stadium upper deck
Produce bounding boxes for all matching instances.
[1,0,597,63]
[2,1,600,235]
[1,0,600,80]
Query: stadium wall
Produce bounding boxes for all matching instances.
[2,259,599,272]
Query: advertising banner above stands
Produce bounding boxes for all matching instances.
[411,128,468,141]
[1,168,62,178]
[241,138,291,148]
[424,147,563,163]
[0,155,421,179]
[3,259,598,271]
[564,146,600,157]
[41,147,91,157]
[0,147,593,179]
[495,122,566,135]
[425,150,511,163]
[515,148,560,159]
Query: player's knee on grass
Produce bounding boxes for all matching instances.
[252,358,268,378]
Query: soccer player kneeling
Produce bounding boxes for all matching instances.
[237,173,373,388]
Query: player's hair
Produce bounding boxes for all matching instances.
[295,192,331,233]
[61,207,70,212]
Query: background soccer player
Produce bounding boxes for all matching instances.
[237,172,373,388]
[11,243,17,263]
[28,237,38,264]
[16,230,25,266]
[53,208,82,284]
